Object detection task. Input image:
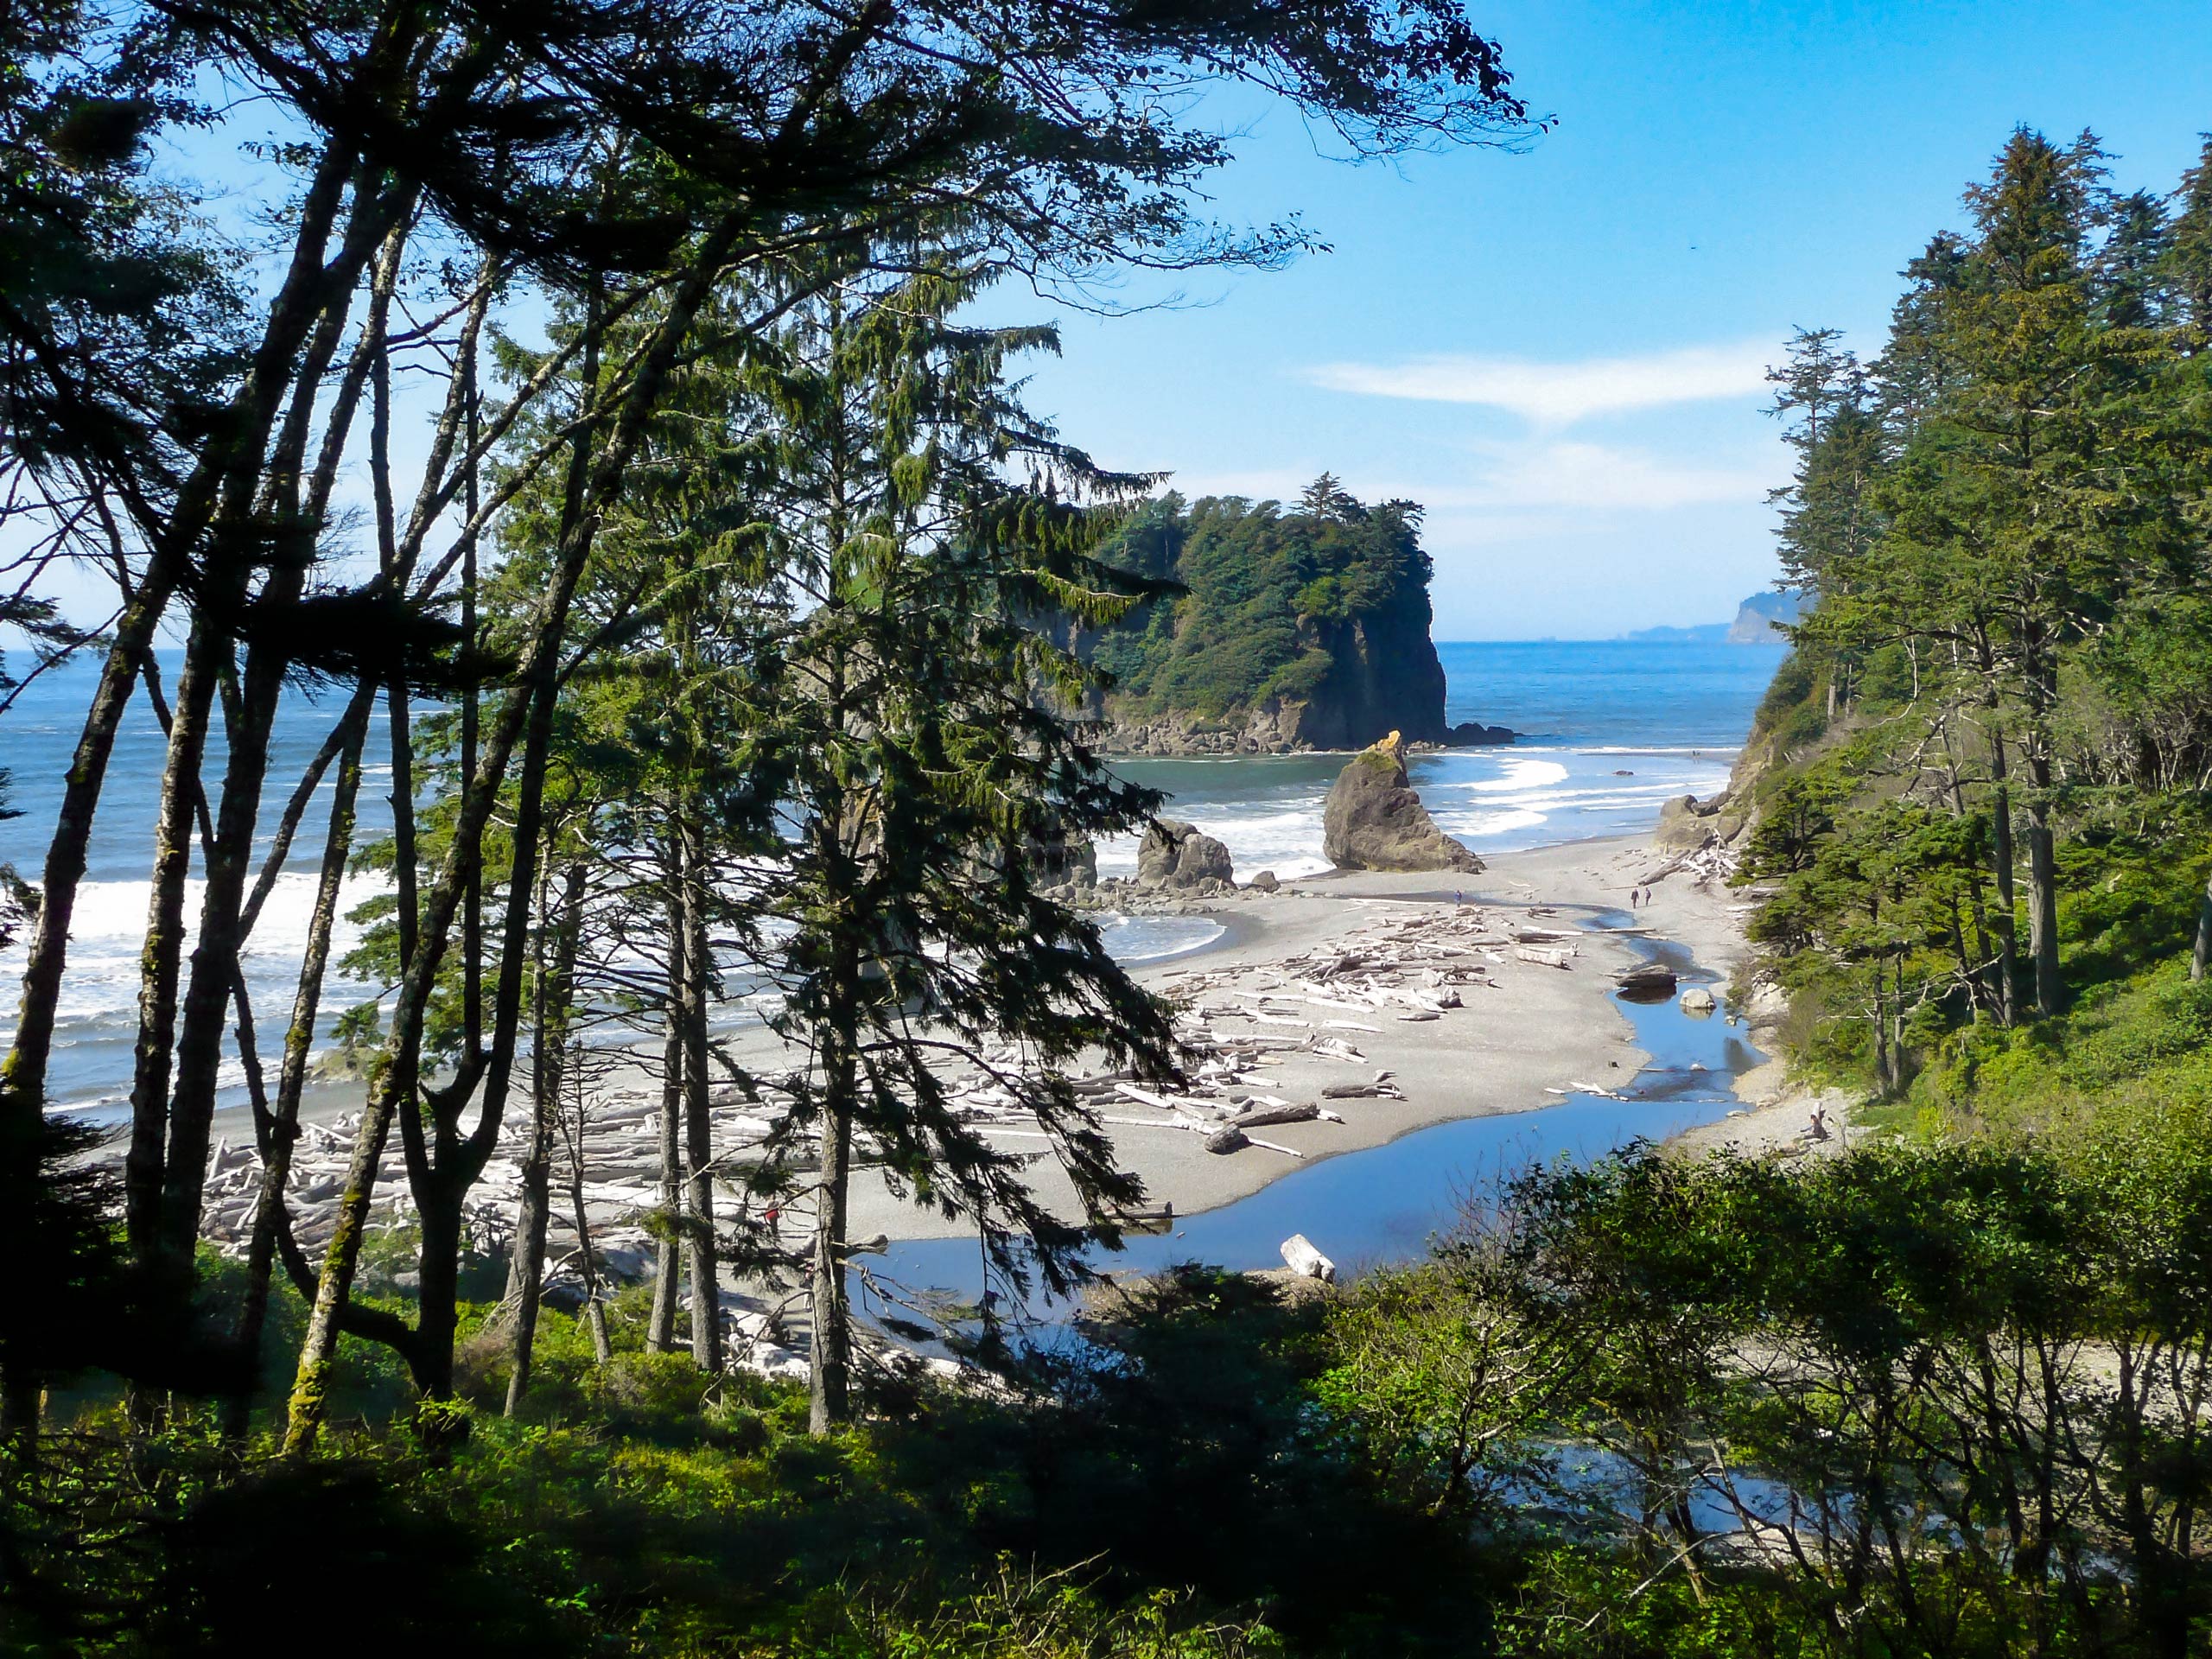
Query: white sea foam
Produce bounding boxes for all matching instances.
[1096,810,1335,882]
[1436,806,1548,838]
[1084,742,1736,883]
[3,868,396,1109]
[1450,757,1571,793]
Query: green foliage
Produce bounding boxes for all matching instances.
[1309,1139,2212,1656]
[7,1276,1508,1656]
[1738,124,2212,1100]
[1747,645,1824,751]
[1086,485,1435,721]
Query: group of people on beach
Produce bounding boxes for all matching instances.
[1626,886,1655,908]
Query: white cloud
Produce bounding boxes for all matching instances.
[1428,440,1782,512]
[1303,340,1775,427]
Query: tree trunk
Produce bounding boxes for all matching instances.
[678,819,721,1372]
[161,214,406,1281]
[412,1192,464,1402]
[1964,872,1998,1020]
[408,617,564,1396]
[224,699,371,1438]
[647,952,684,1354]
[1987,729,2020,1025]
[562,1060,615,1366]
[283,1060,409,1450]
[809,1062,855,1436]
[2025,750,2061,1018]
[505,867,559,1414]
[158,641,286,1268]
[506,861,585,1415]
[124,609,226,1285]
[2192,866,2211,983]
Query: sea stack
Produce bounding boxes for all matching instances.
[1321,731,1484,874]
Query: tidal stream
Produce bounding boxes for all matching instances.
[872,903,1765,1324]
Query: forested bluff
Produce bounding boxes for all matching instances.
[1063,477,1513,753]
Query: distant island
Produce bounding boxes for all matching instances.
[1620,588,1805,645]
[1073,476,1512,753]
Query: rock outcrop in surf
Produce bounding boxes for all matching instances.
[1321,732,1484,874]
[1135,819,1236,890]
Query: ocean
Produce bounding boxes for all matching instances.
[0,639,1785,1116]
[1095,639,1783,880]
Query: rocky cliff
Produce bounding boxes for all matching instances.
[1069,482,1511,755]
[1726,588,1808,643]
[1621,588,1810,646]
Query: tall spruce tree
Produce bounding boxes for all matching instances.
[1871,130,2156,1017]
[720,260,1181,1432]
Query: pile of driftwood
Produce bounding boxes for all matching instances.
[193,1084,864,1379]
[197,1097,677,1279]
[1640,840,1739,893]
[1114,899,1585,1158]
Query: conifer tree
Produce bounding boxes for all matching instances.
[721,259,1181,1432]
[1865,130,2160,1017]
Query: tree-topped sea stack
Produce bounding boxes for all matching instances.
[1322,732,1484,873]
[1071,477,1513,753]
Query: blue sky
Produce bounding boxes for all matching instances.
[996,0,2212,639]
[17,4,2210,647]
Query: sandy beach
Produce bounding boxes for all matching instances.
[845,830,1765,1243]
[195,825,1835,1272]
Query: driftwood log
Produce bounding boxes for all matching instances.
[1233,1101,1320,1129]
[1280,1234,1337,1282]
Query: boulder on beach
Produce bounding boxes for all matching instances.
[1656,790,1750,853]
[1136,818,1235,889]
[1029,826,1098,889]
[1680,986,1718,1015]
[1321,732,1484,874]
[1248,869,1280,893]
[1614,962,1680,1001]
